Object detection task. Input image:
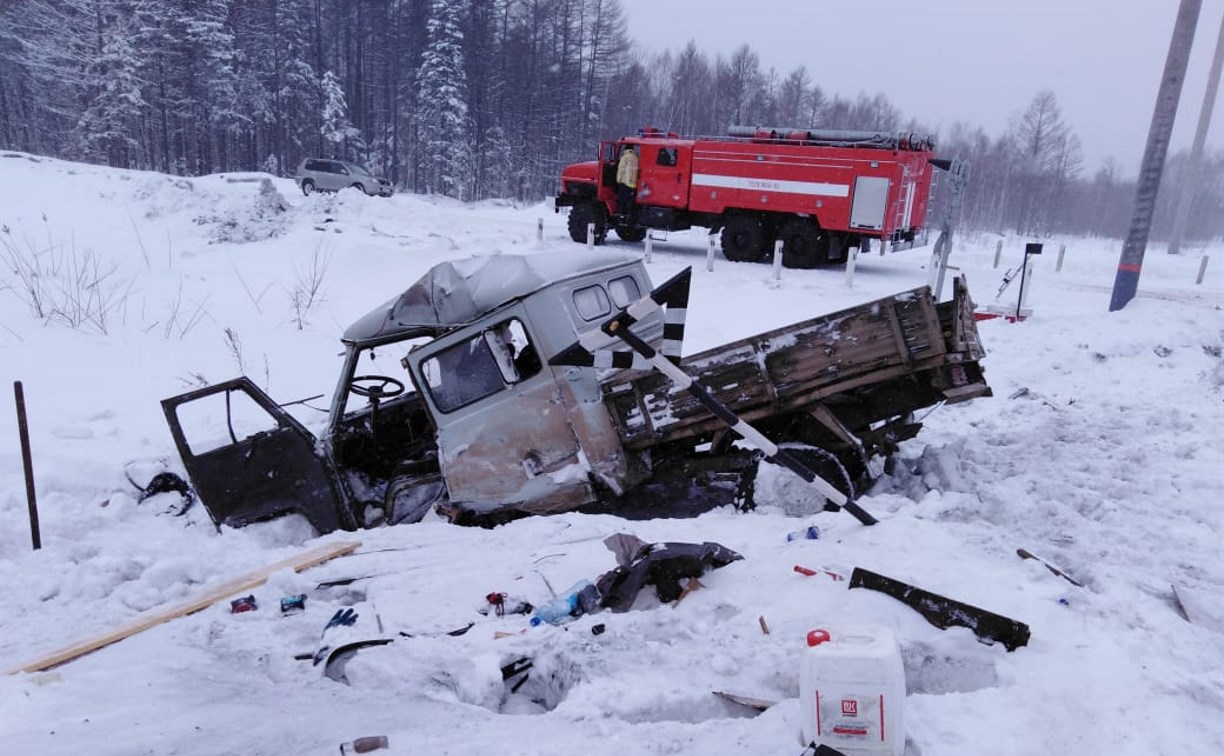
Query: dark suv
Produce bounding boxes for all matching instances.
[295,158,393,197]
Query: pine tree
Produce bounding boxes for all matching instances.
[320,69,361,158]
[415,0,473,199]
[76,30,145,167]
[271,0,320,172]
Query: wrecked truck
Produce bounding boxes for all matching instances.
[161,251,991,534]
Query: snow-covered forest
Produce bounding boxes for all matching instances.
[1,0,1221,240]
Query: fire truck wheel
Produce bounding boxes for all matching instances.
[614,222,648,242]
[779,219,826,269]
[567,202,608,244]
[721,216,766,262]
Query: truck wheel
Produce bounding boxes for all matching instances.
[614,222,648,242]
[721,216,766,262]
[770,443,857,509]
[567,202,608,244]
[779,219,827,269]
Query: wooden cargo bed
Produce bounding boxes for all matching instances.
[602,277,990,450]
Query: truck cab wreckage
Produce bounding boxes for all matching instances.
[161,252,991,533]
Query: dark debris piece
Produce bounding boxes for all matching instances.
[596,539,743,612]
[849,567,1030,651]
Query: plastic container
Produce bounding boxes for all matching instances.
[530,580,593,626]
[798,624,905,756]
[787,525,821,542]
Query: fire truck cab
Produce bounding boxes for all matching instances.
[556,126,941,268]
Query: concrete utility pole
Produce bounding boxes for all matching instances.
[1167,12,1224,256]
[1110,0,1203,311]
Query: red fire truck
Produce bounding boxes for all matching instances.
[555,126,942,268]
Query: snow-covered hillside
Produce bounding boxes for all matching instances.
[1,152,1221,756]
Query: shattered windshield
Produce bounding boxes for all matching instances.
[341,340,426,416]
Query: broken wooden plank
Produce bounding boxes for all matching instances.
[6,540,361,675]
[713,690,777,712]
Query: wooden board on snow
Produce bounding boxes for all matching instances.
[713,690,777,712]
[6,540,361,675]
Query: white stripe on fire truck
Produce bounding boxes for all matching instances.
[691,173,850,198]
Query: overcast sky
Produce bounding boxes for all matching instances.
[618,0,1224,178]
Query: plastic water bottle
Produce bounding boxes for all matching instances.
[787,525,821,542]
[530,580,593,626]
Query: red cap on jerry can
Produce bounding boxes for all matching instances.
[806,629,831,647]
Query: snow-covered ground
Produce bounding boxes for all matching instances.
[1,151,1221,756]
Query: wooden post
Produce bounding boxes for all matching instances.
[644,232,653,263]
[1056,244,1066,272]
[994,239,1004,269]
[772,240,783,280]
[1197,255,1210,285]
[844,246,859,289]
[14,381,41,550]
[586,223,594,248]
[706,234,716,272]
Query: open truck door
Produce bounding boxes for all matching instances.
[161,377,354,534]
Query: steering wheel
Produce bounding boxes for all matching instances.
[349,375,406,400]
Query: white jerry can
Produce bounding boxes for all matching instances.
[799,624,905,756]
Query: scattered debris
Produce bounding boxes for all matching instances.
[229,595,257,614]
[595,536,743,612]
[1171,584,1192,622]
[312,604,393,682]
[590,623,606,636]
[799,744,851,756]
[713,690,777,712]
[501,656,532,694]
[530,580,598,626]
[849,567,1031,651]
[1171,583,1224,631]
[481,592,533,617]
[339,735,389,754]
[280,594,306,614]
[794,564,845,581]
[672,577,705,606]
[787,526,821,542]
[398,623,474,639]
[1016,548,1083,587]
[125,462,195,516]
[758,615,770,635]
